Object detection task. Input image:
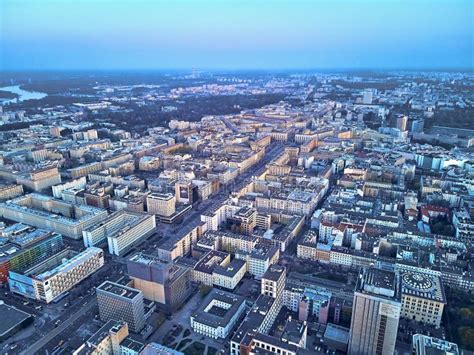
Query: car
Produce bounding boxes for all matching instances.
[23,301,30,306]
[35,305,43,310]
[10,344,18,350]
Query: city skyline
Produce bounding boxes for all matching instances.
[0,1,472,354]
[1,0,473,71]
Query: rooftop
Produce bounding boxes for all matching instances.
[97,280,142,300]
[0,302,33,339]
[355,267,401,301]
[191,289,246,328]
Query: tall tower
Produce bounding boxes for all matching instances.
[349,267,401,355]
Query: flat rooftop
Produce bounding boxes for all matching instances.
[0,302,33,339]
[192,289,245,329]
[356,267,401,301]
[401,271,446,303]
[97,281,141,300]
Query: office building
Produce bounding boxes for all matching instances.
[236,244,279,279]
[175,180,197,205]
[147,193,176,217]
[0,193,108,240]
[348,267,401,355]
[0,229,63,283]
[9,247,104,303]
[400,271,446,327]
[83,210,156,256]
[190,289,246,339]
[261,264,286,301]
[0,165,61,192]
[126,253,192,311]
[363,90,373,104]
[97,281,146,333]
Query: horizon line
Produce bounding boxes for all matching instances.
[1,67,473,74]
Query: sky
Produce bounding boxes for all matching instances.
[1,0,473,71]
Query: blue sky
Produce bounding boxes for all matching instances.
[1,0,472,70]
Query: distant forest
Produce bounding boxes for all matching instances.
[93,93,287,132]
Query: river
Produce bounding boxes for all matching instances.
[0,85,48,104]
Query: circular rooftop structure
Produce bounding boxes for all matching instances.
[402,272,434,292]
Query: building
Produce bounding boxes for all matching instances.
[400,271,446,327]
[230,265,291,355]
[348,267,401,355]
[0,193,108,240]
[212,258,246,290]
[227,206,257,235]
[363,90,373,104]
[247,333,298,355]
[0,165,61,192]
[190,289,246,339]
[236,244,279,279]
[175,180,197,205]
[0,183,23,201]
[83,210,156,256]
[261,264,286,301]
[147,193,176,217]
[68,162,102,179]
[141,343,184,355]
[52,177,87,199]
[0,302,34,341]
[73,320,134,355]
[0,229,64,283]
[9,247,104,303]
[324,323,350,353]
[126,253,192,312]
[280,317,307,349]
[193,250,230,286]
[412,334,459,355]
[96,281,146,333]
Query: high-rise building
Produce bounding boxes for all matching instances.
[126,253,192,312]
[349,267,401,355]
[96,281,146,333]
[175,180,197,205]
[396,115,408,132]
[146,193,176,217]
[362,90,373,104]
